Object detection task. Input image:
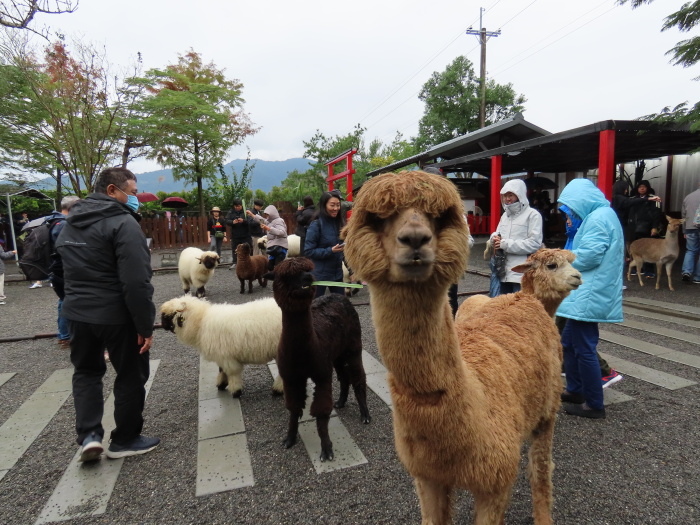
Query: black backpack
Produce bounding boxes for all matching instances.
[18,218,63,281]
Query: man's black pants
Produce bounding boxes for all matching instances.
[70,321,150,446]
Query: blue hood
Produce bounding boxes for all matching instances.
[557,178,609,219]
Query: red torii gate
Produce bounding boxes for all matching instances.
[325,148,357,202]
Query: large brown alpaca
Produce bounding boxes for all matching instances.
[343,170,562,525]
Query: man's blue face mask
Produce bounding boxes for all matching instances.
[116,187,140,212]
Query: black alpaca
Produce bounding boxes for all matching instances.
[265,257,371,462]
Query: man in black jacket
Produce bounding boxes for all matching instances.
[56,167,159,462]
[225,197,252,269]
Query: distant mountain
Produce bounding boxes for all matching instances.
[30,158,312,194]
[134,158,312,194]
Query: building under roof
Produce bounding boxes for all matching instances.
[368,117,700,232]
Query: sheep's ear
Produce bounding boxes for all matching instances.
[263,270,275,281]
[511,261,532,274]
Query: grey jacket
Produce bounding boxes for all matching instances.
[0,244,15,274]
[682,187,700,232]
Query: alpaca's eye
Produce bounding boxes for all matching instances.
[435,208,458,231]
[546,263,558,270]
[365,212,383,231]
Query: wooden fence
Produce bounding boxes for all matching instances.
[141,213,298,251]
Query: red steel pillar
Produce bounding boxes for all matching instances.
[489,155,502,233]
[598,130,615,201]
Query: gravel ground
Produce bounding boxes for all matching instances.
[0,240,698,525]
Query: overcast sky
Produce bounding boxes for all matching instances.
[22,0,698,173]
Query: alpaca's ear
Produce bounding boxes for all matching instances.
[263,271,275,281]
[177,301,187,312]
[511,261,533,274]
[564,250,576,263]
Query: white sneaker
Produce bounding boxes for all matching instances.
[79,433,104,462]
[29,282,42,289]
[0,301,5,305]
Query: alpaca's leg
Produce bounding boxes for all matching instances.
[315,416,333,462]
[414,476,453,525]
[346,354,371,424]
[473,489,511,525]
[216,367,228,390]
[248,278,253,293]
[332,360,350,408]
[225,361,244,397]
[258,277,267,288]
[238,278,245,294]
[195,286,205,298]
[528,417,555,525]
[283,378,307,449]
[309,380,334,461]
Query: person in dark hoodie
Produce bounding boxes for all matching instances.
[56,167,159,462]
[225,198,252,269]
[294,195,316,257]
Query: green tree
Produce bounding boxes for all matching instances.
[0,37,137,196]
[205,153,256,209]
[415,55,526,149]
[129,50,259,216]
[618,1,700,129]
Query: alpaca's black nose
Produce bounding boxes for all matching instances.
[397,216,433,250]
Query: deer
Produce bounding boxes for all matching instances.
[627,216,686,291]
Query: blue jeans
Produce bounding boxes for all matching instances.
[57,299,70,341]
[682,229,700,280]
[561,319,604,410]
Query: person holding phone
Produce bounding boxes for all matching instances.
[304,189,346,298]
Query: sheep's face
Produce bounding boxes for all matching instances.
[199,252,221,270]
[257,236,268,251]
[513,249,582,298]
[344,170,469,286]
[267,257,316,311]
[160,298,191,333]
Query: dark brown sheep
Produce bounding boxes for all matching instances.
[265,257,370,462]
[235,242,268,294]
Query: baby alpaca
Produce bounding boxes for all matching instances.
[344,170,561,525]
[235,242,268,294]
[178,247,220,298]
[266,257,370,462]
[160,295,283,397]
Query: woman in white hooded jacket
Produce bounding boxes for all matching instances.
[490,178,543,295]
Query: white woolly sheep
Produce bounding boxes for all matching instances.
[178,247,221,298]
[257,234,301,257]
[160,295,283,397]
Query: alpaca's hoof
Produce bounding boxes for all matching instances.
[320,448,334,462]
[231,389,242,398]
[271,389,284,397]
[283,436,297,449]
[361,414,371,424]
[216,383,228,391]
[333,399,346,409]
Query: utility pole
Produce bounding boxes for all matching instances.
[466,8,501,128]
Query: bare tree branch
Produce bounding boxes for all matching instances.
[0,1,77,29]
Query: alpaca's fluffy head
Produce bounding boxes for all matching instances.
[257,236,267,251]
[265,257,315,312]
[236,242,253,257]
[160,295,209,333]
[198,251,221,270]
[511,248,582,302]
[343,170,469,286]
